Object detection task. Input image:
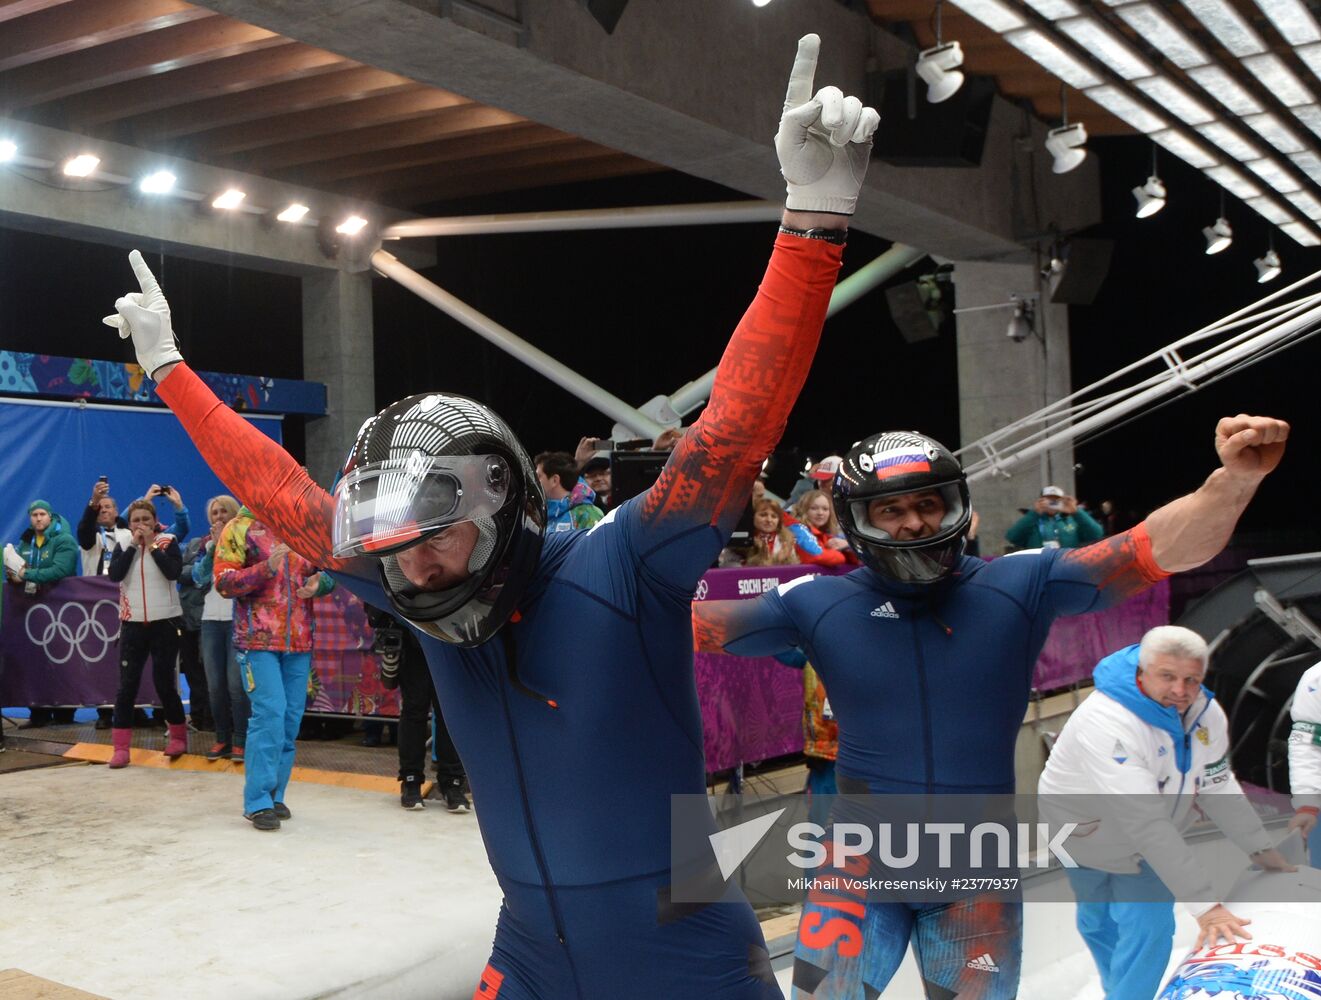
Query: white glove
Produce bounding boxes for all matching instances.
[775,34,880,216]
[102,250,184,380]
[3,543,25,576]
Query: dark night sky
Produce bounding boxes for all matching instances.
[1,135,1316,537]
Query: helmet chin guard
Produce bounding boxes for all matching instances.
[335,392,545,646]
[832,431,972,585]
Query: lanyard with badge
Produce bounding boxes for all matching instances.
[98,525,113,573]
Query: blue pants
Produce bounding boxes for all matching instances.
[200,620,248,748]
[804,759,837,832]
[238,649,310,815]
[1310,822,1321,868]
[1065,863,1175,1000]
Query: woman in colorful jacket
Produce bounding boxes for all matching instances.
[214,507,334,831]
[787,488,858,568]
[106,499,188,768]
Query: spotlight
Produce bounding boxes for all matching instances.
[62,154,100,178]
[139,170,176,195]
[1132,175,1166,218]
[1006,296,1035,342]
[752,0,772,6]
[0,139,16,162]
[1045,123,1088,174]
[916,42,965,104]
[335,214,368,235]
[276,203,309,223]
[212,188,245,210]
[1203,217,1233,254]
[1254,248,1282,283]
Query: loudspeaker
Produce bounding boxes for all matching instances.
[1048,238,1114,305]
[869,67,995,168]
[885,281,942,344]
[579,0,629,33]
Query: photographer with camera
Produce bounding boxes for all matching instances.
[366,605,470,812]
[1005,484,1104,551]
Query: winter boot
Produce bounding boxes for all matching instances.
[108,728,132,769]
[165,722,188,759]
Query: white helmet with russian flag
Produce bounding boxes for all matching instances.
[831,431,972,584]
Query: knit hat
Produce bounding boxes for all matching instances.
[27,500,52,515]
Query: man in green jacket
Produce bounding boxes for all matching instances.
[1005,485,1105,550]
[5,499,80,729]
[5,500,78,590]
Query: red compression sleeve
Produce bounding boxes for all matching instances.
[642,234,843,531]
[156,364,343,568]
[1060,521,1170,604]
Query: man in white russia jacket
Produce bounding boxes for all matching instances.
[1288,661,1321,865]
[1039,625,1295,1000]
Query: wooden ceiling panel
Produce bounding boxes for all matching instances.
[53,41,341,126]
[115,59,401,143]
[285,124,570,186]
[0,0,80,27]
[0,16,282,110]
[241,103,526,173]
[0,0,209,73]
[189,85,474,157]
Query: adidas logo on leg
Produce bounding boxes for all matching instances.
[965,953,1000,973]
[870,602,900,619]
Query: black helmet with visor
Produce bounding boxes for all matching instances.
[831,431,971,585]
[332,392,545,646]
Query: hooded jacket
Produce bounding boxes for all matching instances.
[545,481,603,533]
[1039,644,1274,911]
[14,512,78,585]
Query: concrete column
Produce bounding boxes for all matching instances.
[302,270,376,488]
[953,261,1073,554]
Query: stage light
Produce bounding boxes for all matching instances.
[1133,175,1167,217]
[1254,247,1282,281]
[1203,216,1233,253]
[212,188,246,210]
[335,215,368,235]
[0,140,16,163]
[62,154,100,177]
[276,203,310,223]
[139,170,176,194]
[1046,122,1088,173]
[752,0,772,6]
[917,42,965,103]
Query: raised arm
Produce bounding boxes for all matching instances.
[1143,414,1288,573]
[692,588,804,658]
[634,35,877,581]
[104,251,344,570]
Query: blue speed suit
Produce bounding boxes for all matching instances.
[156,234,845,999]
[694,532,1169,999]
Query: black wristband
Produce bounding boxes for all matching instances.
[778,225,847,245]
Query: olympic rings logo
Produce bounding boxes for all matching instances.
[694,579,709,601]
[24,600,121,665]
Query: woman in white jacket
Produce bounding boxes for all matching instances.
[1288,661,1321,865]
[106,498,188,768]
[1039,626,1294,1000]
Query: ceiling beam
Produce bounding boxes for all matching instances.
[55,39,322,126]
[109,50,368,139]
[0,0,210,73]
[0,0,80,27]
[0,17,282,110]
[288,124,572,186]
[243,103,525,173]
[185,83,464,156]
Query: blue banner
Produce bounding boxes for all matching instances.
[0,399,282,552]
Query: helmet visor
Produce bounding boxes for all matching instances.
[846,480,968,547]
[332,454,510,559]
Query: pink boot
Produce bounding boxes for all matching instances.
[165,722,188,759]
[108,728,132,769]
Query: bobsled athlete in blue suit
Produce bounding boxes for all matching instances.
[693,422,1288,1000]
[104,34,882,999]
